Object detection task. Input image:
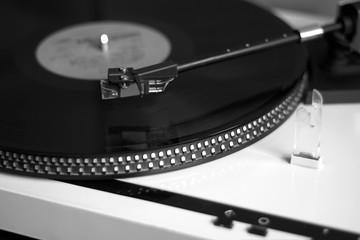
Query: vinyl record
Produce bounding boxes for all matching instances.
[0,0,307,179]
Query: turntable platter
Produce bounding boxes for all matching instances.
[0,0,307,179]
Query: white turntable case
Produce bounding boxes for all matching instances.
[1,9,359,240]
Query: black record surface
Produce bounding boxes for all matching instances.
[0,0,307,156]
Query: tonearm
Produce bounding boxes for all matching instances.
[100,1,360,99]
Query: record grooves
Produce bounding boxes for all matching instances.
[0,0,308,179]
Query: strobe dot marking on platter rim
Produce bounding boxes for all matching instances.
[0,78,305,178]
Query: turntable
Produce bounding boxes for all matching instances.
[0,0,360,239]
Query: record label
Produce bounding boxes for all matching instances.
[35,21,171,80]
